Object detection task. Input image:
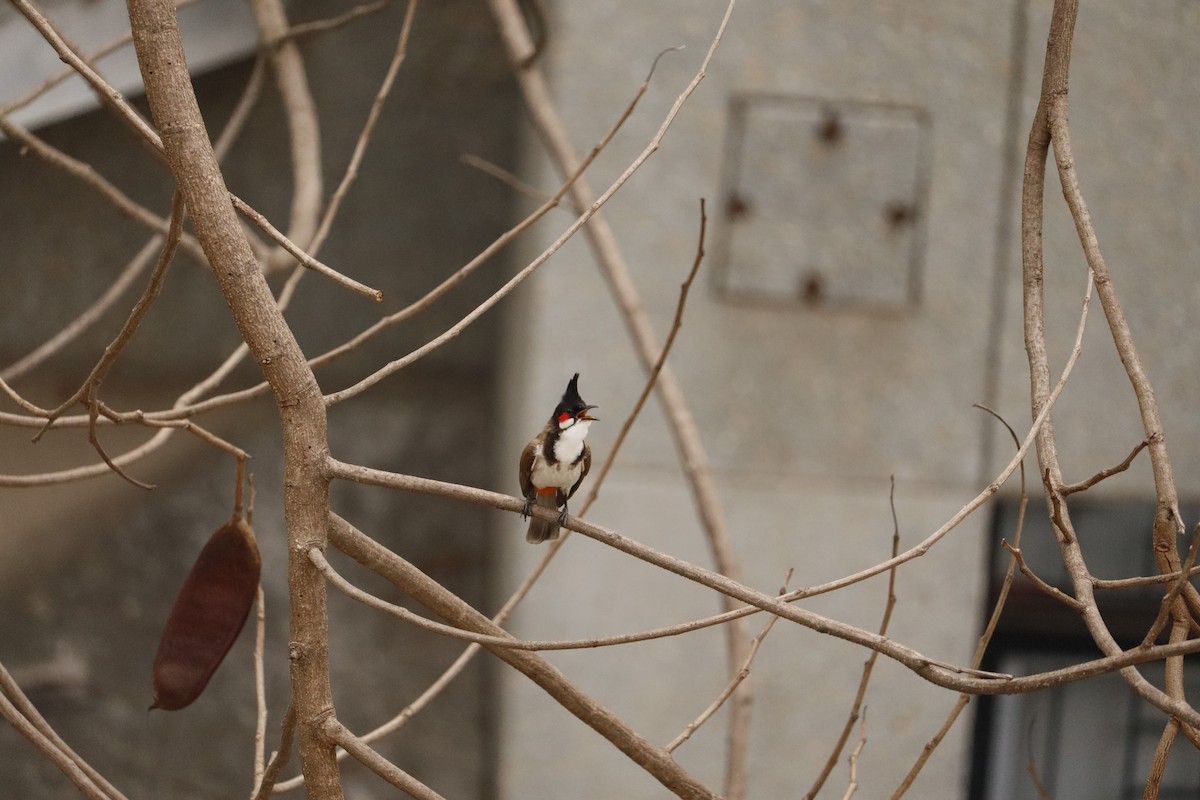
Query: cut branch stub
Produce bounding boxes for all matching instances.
[151,517,261,710]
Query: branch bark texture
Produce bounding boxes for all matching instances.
[123,0,340,796]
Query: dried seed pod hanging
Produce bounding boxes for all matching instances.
[151,516,261,710]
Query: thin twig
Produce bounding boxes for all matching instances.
[253,584,267,795]
[666,568,791,753]
[1001,540,1084,610]
[0,428,173,487]
[30,190,184,488]
[251,702,295,800]
[302,0,419,263]
[580,199,707,509]
[280,1,386,42]
[1141,524,1200,647]
[85,403,155,489]
[0,0,204,116]
[1059,439,1148,495]
[459,153,550,201]
[1025,718,1051,800]
[313,546,773,652]
[325,459,1200,708]
[892,406,1027,798]
[841,710,867,800]
[34,189,184,437]
[806,479,902,800]
[1092,566,1200,591]
[11,0,164,152]
[230,194,382,300]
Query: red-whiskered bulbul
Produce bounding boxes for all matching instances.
[519,373,598,543]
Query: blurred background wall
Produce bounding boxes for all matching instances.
[2,1,1200,798]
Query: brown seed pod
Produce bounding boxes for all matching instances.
[151,517,261,711]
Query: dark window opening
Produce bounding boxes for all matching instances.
[970,499,1200,799]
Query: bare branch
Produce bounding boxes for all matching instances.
[0,112,206,261]
[1092,566,1200,591]
[0,0,201,116]
[125,0,340,792]
[249,0,323,276]
[1024,0,1200,735]
[15,0,380,301]
[0,427,173,487]
[323,3,733,405]
[579,199,707,509]
[0,660,128,800]
[325,459,1200,707]
[0,690,111,800]
[229,195,382,300]
[321,718,447,800]
[327,513,720,800]
[313,546,780,652]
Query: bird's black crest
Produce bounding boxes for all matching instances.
[562,373,584,407]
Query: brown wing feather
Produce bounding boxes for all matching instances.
[566,442,592,499]
[518,434,541,499]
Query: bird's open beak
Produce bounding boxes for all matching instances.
[577,405,599,421]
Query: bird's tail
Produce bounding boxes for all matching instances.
[525,491,561,543]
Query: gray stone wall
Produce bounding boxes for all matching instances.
[0,1,519,796]
[496,1,1200,797]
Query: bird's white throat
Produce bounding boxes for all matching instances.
[553,418,592,464]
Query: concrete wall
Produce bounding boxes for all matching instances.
[0,1,519,795]
[5,0,1200,797]
[496,1,1200,797]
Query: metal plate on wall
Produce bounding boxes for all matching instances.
[713,94,931,310]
